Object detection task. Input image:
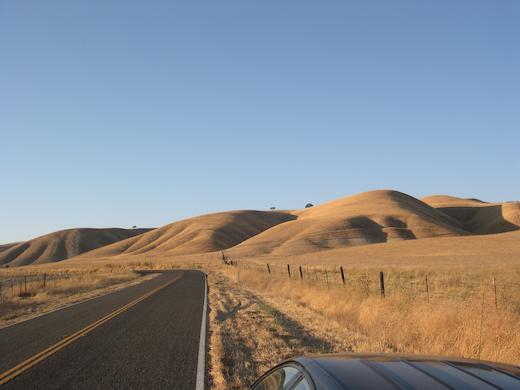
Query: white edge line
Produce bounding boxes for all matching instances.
[196,271,208,390]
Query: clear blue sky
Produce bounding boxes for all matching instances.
[1,1,519,243]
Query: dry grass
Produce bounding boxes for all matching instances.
[208,272,340,390]
[230,228,520,269]
[0,260,212,327]
[228,190,472,258]
[208,263,520,388]
[0,227,152,267]
[0,266,156,327]
[219,265,520,364]
[71,210,294,261]
[241,261,520,303]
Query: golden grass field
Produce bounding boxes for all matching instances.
[209,260,520,388]
[1,189,519,388]
[3,190,519,268]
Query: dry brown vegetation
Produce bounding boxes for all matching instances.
[0,266,155,327]
[73,210,295,261]
[422,195,520,234]
[2,190,519,388]
[0,227,152,267]
[5,190,519,269]
[208,272,343,389]
[229,190,470,257]
[209,263,520,389]
[233,228,520,270]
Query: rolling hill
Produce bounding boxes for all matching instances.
[228,190,470,256]
[6,190,520,267]
[255,228,520,268]
[422,195,520,234]
[0,228,152,267]
[73,210,296,260]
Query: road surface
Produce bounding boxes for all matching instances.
[0,270,207,389]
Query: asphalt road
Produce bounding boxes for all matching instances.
[0,270,207,390]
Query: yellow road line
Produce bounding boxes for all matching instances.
[0,272,183,386]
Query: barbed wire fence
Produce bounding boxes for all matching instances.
[0,271,97,302]
[221,258,520,308]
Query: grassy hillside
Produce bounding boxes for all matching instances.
[422,195,520,234]
[0,243,18,253]
[0,228,152,267]
[7,190,520,267]
[229,190,469,256]
[74,210,296,259]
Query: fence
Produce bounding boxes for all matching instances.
[0,271,89,302]
[223,259,520,307]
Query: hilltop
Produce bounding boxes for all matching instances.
[228,190,469,257]
[74,210,296,260]
[5,190,520,267]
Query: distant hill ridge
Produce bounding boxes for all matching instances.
[74,210,296,259]
[0,228,152,267]
[422,195,520,234]
[0,243,18,253]
[3,190,519,266]
[228,190,471,256]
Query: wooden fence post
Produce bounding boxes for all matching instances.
[379,271,385,297]
[287,264,291,278]
[325,269,329,288]
[340,266,346,286]
[24,276,27,294]
[493,276,497,310]
[299,266,303,280]
[266,264,271,274]
[43,273,47,289]
[425,275,429,300]
[478,290,485,359]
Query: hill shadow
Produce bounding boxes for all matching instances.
[438,205,520,234]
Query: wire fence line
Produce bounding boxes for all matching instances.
[222,259,520,307]
[0,272,78,301]
[0,262,210,303]
[0,269,126,302]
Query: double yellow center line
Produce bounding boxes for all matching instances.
[0,272,183,386]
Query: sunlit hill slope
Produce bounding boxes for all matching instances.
[4,190,520,267]
[75,210,296,260]
[228,190,472,257]
[0,228,152,267]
